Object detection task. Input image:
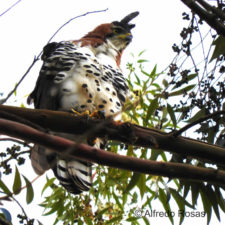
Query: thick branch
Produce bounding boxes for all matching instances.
[1,118,225,186]
[0,105,225,166]
[181,0,225,36]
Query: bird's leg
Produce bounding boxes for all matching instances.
[71,108,90,117]
[71,108,105,119]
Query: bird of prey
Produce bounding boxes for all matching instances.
[28,11,139,194]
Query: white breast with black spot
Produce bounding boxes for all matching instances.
[56,42,123,118]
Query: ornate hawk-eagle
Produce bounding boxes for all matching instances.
[28,12,139,194]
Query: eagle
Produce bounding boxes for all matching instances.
[28,12,139,194]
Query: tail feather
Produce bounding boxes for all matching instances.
[53,159,92,194]
[31,138,103,194]
[31,145,56,175]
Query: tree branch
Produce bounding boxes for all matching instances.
[1,118,225,186]
[173,110,225,136]
[181,0,225,36]
[0,105,225,166]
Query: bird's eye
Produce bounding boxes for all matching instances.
[113,27,122,34]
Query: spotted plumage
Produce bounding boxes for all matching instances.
[28,12,139,194]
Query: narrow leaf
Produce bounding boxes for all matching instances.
[13,166,22,195]
[137,59,148,63]
[150,65,157,77]
[23,175,34,204]
[137,174,146,199]
[186,108,206,123]
[0,180,11,196]
[210,35,225,62]
[205,185,220,221]
[158,188,174,224]
[200,188,212,225]
[191,182,200,206]
[169,84,195,97]
[162,79,169,88]
[142,216,150,225]
[187,73,198,81]
[167,104,177,128]
[41,177,55,195]
[145,98,158,126]
[138,50,146,56]
[124,173,141,193]
[215,187,225,213]
[112,192,123,210]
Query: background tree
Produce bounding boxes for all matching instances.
[0,0,224,225]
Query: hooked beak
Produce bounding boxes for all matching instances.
[118,33,133,42]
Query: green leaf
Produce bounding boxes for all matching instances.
[41,177,55,195]
[169,84,195,97]
[215,187,225,213]
[205,185,220,221]
[134,72,141,85]
[23,175,34,204]
[169,188,194,209]
[172,74,198,90]
[144,98,158,126]
[150,65,157,77]
[200,188,212,225]
[126,216,139,222]
[141,69,151,77]
[138,50,146,57]
[167,104,177,128]
[169,188,194,224]
[191,182,200,206]
[0,180,11,196]
[142,216,150,225]
[137,59,149,63]
[13,166,22,195]
[162,79,169,88]
[112,192,123,210]
[124,173,141,193]
[210,35,225,62]
[187,73,198,81]
[186,108,206,123]
[137,174,146,199]
[183,183,191,199]
[158,188,174,224]
[96,207,110,219]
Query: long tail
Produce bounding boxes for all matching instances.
[53,159,92,194]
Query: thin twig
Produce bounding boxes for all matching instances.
[11,195,29,223]
[0,57,39,105]
[0,138,32,148]
[47,8,108,44]
[0,0,22,17]
[0,9,108,105]
[173,110,225,136]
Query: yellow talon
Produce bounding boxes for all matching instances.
[71,109,102,118]
[71,108,90,116]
